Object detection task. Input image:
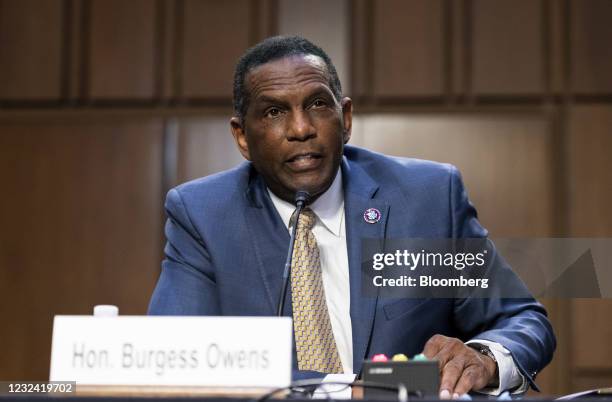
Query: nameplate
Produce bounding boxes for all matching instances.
[49,316,292,388]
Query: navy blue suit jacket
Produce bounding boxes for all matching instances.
[149,145,555,390]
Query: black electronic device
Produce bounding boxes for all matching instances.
[362,359,440,399]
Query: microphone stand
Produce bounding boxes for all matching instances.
[276,191,310,317]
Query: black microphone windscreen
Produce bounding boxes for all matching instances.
[294,190,311,206]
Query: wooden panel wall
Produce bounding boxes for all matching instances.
[3,0,612,105]
[566,106,612,391]
[0,0,64,100]
[88,0,158,99]
[372,0,444,98]
[0,117,163,379]
[351,114,554,237]
[175,117,244,183]
[567,106,612,237]
[180,0,250,99]
[0,0,275,105]
[351,0,612,104]
[471,0,544,95]
[570,0,612,94]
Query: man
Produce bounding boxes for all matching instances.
[149,36,555,397]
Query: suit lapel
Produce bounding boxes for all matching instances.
[243,172,291,315]
[342,158,389,375]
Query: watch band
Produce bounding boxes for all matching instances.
[470,343,496,362]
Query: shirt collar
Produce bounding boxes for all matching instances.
[268,169,344,237]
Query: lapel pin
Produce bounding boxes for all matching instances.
[363,207,381,224]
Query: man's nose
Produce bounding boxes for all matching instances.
[286,109,315,141]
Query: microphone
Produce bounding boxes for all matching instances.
[277,190,311,316]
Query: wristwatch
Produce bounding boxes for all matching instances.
[468,343,499,387]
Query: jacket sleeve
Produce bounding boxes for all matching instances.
[448,165,556,391]
[148,188,221,315]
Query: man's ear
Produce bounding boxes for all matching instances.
[341,97,353,144]
[230,116,251,161]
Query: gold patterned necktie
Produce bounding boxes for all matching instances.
[290,208,343,373]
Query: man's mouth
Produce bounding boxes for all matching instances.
[285,152,323,171]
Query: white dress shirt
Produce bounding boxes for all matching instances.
[268,170,526,394]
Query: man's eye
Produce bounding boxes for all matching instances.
[264,107,282,118]
[311,99,327,108]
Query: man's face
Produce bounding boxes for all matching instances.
[231,54,352,203]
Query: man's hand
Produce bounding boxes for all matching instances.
[423,334,497,399]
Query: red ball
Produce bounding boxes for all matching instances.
[372,354,389,362]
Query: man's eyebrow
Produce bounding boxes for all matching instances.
[253,95,289,105]
[304,87,334,99]
[256,95,279,103]
[253,85,335,106]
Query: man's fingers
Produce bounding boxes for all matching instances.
[452,365,482,396]
[432,342,456,372]
[439,360,464,399]
[432,336,464,372]
[422,334,445,359]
